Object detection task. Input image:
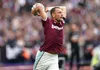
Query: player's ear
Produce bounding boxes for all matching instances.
[52,13,55,18]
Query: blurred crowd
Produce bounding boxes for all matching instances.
[0,0,100,66]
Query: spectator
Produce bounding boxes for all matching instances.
[69,23,81,70]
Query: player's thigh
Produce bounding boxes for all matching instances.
[33,51,47,70]
[33,51,50,70]
[47,56,59,70]
[47,63,59,70]
[34,65,48,70]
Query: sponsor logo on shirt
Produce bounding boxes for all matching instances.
[52,24,63,30]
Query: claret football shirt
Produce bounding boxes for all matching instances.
[40,18,64,54]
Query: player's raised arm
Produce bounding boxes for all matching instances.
[31,3,47,20]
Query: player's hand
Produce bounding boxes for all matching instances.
[31,4,38,16]
[31,3,45,16]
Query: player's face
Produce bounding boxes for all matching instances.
[53,8,63,22]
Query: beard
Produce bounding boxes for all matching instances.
[56,17,64,22]
[56,19,61,22]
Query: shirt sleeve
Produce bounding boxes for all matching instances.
[41,17,49,27]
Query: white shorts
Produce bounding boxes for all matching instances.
[33,51,59,70]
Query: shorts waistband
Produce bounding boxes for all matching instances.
[40,51,58,55]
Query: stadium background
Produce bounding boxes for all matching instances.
[0,0,100,70]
